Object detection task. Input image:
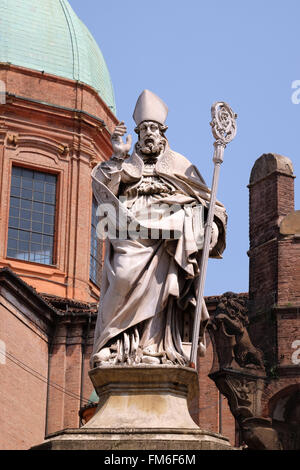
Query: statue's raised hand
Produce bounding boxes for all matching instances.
[111,121,132,158]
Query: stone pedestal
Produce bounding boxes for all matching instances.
[32,365,231,450]
[87,365,199,430]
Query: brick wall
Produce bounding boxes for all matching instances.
[0,291,49,449]
[198,331,236,445]
[46,318,94,435]
[248,155,295,311]
[248,154,296,367]
[248,153,300,449]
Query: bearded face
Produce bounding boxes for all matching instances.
[137,121,166,156]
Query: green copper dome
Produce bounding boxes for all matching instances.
[0,0,116,113]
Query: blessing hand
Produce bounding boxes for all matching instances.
[111,121,132,158]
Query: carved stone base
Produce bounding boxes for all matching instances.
[87,365,200,430]
[31,427,231,450]
[32,365,231,450]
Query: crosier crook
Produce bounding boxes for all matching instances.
[190,102,237,368]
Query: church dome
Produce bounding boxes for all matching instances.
[0,0,116,113]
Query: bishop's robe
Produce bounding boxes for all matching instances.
[90,144,227,367]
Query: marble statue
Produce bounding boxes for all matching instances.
[90,90,227,368]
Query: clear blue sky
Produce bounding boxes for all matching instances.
[70,0,300,296]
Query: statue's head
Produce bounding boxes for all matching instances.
[133,90,168,157]
[135,120,168,156]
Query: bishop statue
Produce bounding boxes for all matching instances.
[90,90,227,368]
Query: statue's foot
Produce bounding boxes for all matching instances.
[141,355,161,364]
[142,346,164,357]
[92,348,111,367]
[141,347,165,364]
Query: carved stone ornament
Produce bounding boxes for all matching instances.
[210,371,281,450]
[210,102,237,147]
[211,292,265,371]
[6,133,18,146]
[58,144,69,157]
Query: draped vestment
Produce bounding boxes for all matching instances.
[91,144,227,366]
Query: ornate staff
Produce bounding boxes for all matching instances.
[190,102,237,368]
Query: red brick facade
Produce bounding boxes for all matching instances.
[0,270,54,449]
[247,153,300,449]
[0,63,118,302]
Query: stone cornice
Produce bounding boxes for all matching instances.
[0,267,59,334]
[0,63,118,124]
[5,92,107,130]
